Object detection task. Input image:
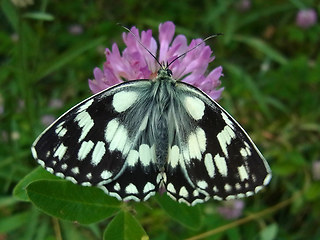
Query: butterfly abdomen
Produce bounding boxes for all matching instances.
[155,116,169,170]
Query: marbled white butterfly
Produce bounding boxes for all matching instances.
[31,33,271,206]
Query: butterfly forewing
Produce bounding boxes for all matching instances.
[32,68,271,206]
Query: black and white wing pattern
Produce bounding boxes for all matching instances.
[32,80,162,202]
[164,81,271,205]
[32,68,271,206]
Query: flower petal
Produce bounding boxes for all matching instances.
[159,21,175,63]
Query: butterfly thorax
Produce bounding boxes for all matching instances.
[150,70,176,170]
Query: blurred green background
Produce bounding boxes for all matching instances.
[1,0,320,239]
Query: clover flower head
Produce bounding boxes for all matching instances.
[89,21,223,100]
[217,199,244,220]
[296,9,317,29]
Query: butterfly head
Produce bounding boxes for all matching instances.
[156,65,173,81]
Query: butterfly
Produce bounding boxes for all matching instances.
[31,34,271,206]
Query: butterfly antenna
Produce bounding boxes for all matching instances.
[119,24,162,68]
[167,33,223,68]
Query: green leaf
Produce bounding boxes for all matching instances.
[1,0,19,31]
[234,35,287,65]
[0,211,30,233]
[104,211,148,240]
[26,180,121,224]
[13,167,59,201]
[260,223,278,240]
[305,182,320,201]
[23,12,55,21]
[155,194,202,229]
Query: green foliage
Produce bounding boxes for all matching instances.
[26,180,121,224]
[104,211,147,240]
[155,194,202,229]
[1,0,320,239]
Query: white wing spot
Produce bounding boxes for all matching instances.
[245,147,252,156]
[204,153,215,178]
[143,182,155,194]
[81,182,92,186]
[109,124,128,153]
[77,99,94,112]
[217,125,236,158]
[243,142,252,156]
[183,96,205,120]
[224,183,232,192]
[156,173,163,184]
[31,146,37,159]
[252,174,257,182]
[46,167,54,174]
[213,196,223,201]
[55,126,67,137]
[91,141,106,166]
[213,186,218,192]
[167,183,176,193]
[112,91,138,113]
[226,195,236,200]
[56,121,65,128]
[105,119,119,142]
[101,170,112,180]
[139,144,151,167]
[37,160,45,167]
[237,193,245,198]
[188,132,202,160]
[246,191,254,197]
[193,190,199,197]
[75,111,94,142]
[196,127,206,153]
[71,167,79,175]
[192,199,204,205]
[214,154,228,177]
[255,186,263,193]
[114,183,120,191]
[78,140,94,160]
[53,143,68,160]
[264,174,272,185]
[127,150,139,167]
[66,176,77,184]
[238,165,249,181]
[197,180,208,189]
[179,186,189,198]
[58,128,67,137]
[61,163,67,170]
[168,145,180,169]
[86,173,92,180]
[235,183,241,190]
[56,172,65,178]
[125,183,138,194]
[221,111,234,129]
[240,148,249,158]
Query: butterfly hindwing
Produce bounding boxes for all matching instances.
[32,80,160,201]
